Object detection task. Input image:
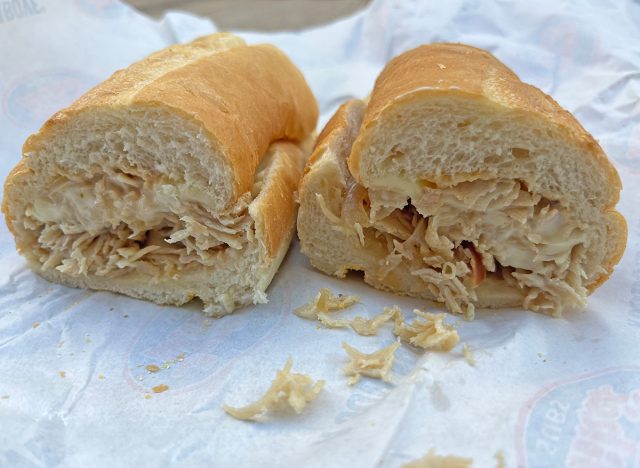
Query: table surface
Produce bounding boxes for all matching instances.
[127,0,370,31]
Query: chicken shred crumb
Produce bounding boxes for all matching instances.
[342,340,401,385]
[462,344,476,366]
[317,305,397,336]
[393,309,460,351]
[294,288,360,319]
[223,358,324,421]
[401,449,473,468]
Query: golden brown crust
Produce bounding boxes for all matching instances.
[2,160,29,241]
[349,43,621,209]
[587,210,628,293]
[304,100,365,176]
[22,33,318,210]
[251,142,305,258]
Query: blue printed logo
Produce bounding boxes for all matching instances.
[3,70,96,129]
[518,368,640,467]
[614,123,640,175]
[125,287,289,393]
[75,0,125,18]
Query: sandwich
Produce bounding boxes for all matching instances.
[3,33,318,316]
[297,43,626,318]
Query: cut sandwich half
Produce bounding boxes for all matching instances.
[3,33,318,316]
[298,43,626,318]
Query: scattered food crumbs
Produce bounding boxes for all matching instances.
[342,340,400,385]
[59,371,66,379]
[109,307,114,311]
[294,288,359,319]
[401,449,472,468]
[437,63,447,69]
[152,384,169,394]
[123,314,129,318]
[144,394,151,400]
[69,352,75,357]
[98,374,105,380]
[495,450,505,468]
[57,340,64,348]
[159,353,187,369]
[145,364,161,373]
[394,309,460,351]
[223,358,324,422]
[1,395,9,400]
[463,344,476,366]
[32,322,40,329]
[318,305,397,336]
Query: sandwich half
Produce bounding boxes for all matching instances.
[298,43,626,319]
[3,33,318,316]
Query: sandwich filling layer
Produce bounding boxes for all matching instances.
[19,166,267,280]
[333,175,590,317]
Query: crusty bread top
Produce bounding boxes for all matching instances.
[348,43,621,208]
[23,33,318,210]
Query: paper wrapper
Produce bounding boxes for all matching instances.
[1,1,639,466]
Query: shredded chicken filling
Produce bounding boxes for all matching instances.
[338,177,589,316]
[22,168,260,278]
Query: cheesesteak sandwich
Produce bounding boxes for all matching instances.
[3,33,318,316]
[298,43,626,319]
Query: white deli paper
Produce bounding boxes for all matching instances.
[1,0,639,466]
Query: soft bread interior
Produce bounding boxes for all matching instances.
[298,98,626,318]
[5,106,305,315]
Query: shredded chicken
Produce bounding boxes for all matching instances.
[342,340,401,385]
[401,449,473,468]
[23,168,262,279]
[393,309,460,351]
[339,176,590,317]
[294,288,360,319]
[317,305,397,336]
[223,358,325,421]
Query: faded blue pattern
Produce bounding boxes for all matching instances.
[0,1,639,467]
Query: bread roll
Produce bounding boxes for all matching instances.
[298,43,626,318]
[3,33,318,316]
